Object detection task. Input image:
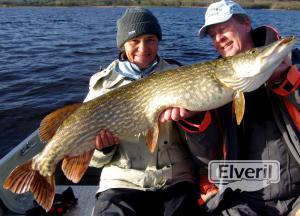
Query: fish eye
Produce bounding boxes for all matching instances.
[247,49,256,54]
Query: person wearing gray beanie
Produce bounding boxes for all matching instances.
[116,7,162,48]
[84,6,200,216]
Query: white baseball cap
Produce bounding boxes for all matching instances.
[198,0,248,38]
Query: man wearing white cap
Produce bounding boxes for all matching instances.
[199,0,254,58]
[185,0,300,215]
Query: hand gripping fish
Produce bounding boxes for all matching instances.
[3,36,296,211]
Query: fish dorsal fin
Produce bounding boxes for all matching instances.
[39,103,82,143]
[232,91,245,125]
[62,149,95,183]
[146,123,160,153]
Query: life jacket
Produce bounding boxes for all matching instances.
[252,25,300,131]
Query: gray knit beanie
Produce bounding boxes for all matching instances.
[116,7,162,48]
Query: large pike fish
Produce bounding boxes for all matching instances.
[3,37,296,211]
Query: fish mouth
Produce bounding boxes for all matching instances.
[249,36,297,91]
[260,36,296,61]
[280,36,296,45]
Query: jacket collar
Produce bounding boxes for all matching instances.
[114,56,160,80]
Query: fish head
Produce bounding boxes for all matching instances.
[222,36,296,92]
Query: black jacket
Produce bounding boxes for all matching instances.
[180,26,300,214]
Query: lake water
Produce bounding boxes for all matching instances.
[0,7,299,158]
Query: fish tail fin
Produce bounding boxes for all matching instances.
[3,160,56,211]
[30,172,55,211]
[3,160,35,193]
[62,149,95,183]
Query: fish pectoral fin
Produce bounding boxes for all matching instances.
[62,149,95,183]
[146,123,160,153]
[232,91,245,125]
[39,103,82,143]
[3,160,55,212]
[30,173,55,212]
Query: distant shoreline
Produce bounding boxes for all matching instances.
[1,1,300,10]
[1,5,300,11]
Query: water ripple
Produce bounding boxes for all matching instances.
[0,7,299,158]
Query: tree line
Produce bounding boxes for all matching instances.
[1,0,300,10]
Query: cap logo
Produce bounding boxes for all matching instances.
[128,30,136,36]
[206,5,224,19]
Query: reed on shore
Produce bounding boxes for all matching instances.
[1,0,300,10]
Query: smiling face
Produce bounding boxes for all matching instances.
[123,34,159,70]
[207,16,254,57]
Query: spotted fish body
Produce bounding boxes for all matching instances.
[3,37,296,211]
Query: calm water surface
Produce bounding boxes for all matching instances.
[0,7,300,158]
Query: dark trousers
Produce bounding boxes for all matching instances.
[205,190,300,216]
[93,182,200,216]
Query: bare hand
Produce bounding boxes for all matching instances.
[268,56,292,86]
[95,129,119,150]
[159,107,198,123]
[200,189,218,203]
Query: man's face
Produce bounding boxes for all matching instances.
[207,17,253,57]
